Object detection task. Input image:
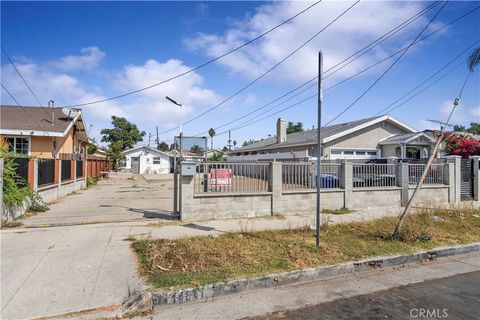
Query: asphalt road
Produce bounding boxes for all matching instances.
[250,271,480,320]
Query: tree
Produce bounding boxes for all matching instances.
[453,122,479,135]
[233,140,237,149]
[157,141,169,152]
[106,141,123,171]
[242,139,257,147]
[87,144,98,154]
[208,151,224,161]
[208,128,216,150]
[468,47,480,72]
[444,132,480,158]
[190,145,202,154]
[286,121,304,134]
[222,146,229,152]
[100,116,145,151]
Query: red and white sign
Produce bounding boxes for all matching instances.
[210,168,232,186]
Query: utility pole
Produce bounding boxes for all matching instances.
[316,51,323,248]
[156,126,159,149]
[148,133,152,146]
[228,130,232,151]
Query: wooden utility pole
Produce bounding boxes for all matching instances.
[393,132,444,237]
[156,126,159,149]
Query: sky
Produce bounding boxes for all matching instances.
[1,1,479,150]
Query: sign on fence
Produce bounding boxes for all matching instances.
[210,169,232,186]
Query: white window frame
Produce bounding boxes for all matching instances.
[152,157,161,165]
[329,148,380,159]
[5,136,31,155]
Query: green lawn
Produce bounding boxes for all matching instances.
[133,205,480,290]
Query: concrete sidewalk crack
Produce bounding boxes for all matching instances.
[1,228,71,312]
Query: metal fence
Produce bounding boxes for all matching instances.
[194,162,269,193]
[282,162,341,190]
[76,160,84,177]
[37,159,55,187]
[408,163,444,185]
[61,160,72,181]
[352,163,396,188]
[13,157,29,186]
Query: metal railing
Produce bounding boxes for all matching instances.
[194,162,269,193]
[408,163,444,185]
[37,159,55,187]
[352,163,396,188]
[61,160,72,181]
[282,162,341,190]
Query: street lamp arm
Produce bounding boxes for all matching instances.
[166,96,182,106]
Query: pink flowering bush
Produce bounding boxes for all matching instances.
[444,132,480,158]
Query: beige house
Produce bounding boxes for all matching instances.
[0,105,89,159]
[228,115,437,161]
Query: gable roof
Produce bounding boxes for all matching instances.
[379,132,436,145]
[123,145,172,157]
[0,105,86,138]
[234,115,415,153]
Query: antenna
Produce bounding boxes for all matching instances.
[62,107,80,120]
[426,119,454,130]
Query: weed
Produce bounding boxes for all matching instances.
[123,235,137,242]
[1,220,24,228]
[322,208,353,215]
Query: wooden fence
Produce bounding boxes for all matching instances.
[87,156,111,178]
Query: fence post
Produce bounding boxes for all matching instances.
[396,162,409,206]
[29,158,38,192]
[269,162,283,215]
[470,156,479,201]
[180,175,195,220]
[341,160,353,209]
[444,162,455,202]
[71,160,76,181]
[446,155,461,202]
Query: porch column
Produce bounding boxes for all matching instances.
[401,143,406,159]
[470,156,480,201]
[446,155,461,202]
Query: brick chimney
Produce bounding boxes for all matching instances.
[276,118,286,143]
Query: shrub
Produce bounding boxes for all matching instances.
[27,191,49,213]
[1,138,29,206]
[444,132,480,158]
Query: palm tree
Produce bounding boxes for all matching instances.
[468,47,480,72]
[208,128,216,150]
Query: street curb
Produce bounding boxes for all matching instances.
[143,242,479,307]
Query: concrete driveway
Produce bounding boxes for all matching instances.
[1,174,176,319]
[22,174,177,227]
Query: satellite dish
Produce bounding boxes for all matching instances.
[62,107,80,119]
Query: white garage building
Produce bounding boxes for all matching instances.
[122,146,172,174]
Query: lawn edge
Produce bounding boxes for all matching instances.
[122,241,479,314]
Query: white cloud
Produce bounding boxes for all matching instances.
[417,100,480,130]
[50,47,106,71]
[1,50,221,143]
[184,1,441,86]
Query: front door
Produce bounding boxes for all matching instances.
[131,157,140,174]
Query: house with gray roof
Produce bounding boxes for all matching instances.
[228,115,439,161]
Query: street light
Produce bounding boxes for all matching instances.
[166,96,183,135]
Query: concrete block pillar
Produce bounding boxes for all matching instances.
[29,159,38,192]
[386,157,398,164]
[0,159,4,216]
[180,175,195,220]
[71,160,76,181]
[341,161,353,209]
[269,162,283,215]
[396,162,409,206]
[446,155,461,202]
[444,162,455,202]
[470,156,480,201]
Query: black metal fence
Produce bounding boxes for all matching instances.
[13,157,29,187]
[62,160,72,181]
[76,160,83,177]
[38,159,55,186]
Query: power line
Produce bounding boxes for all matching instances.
[1,47,51,119]
[0,82,21,106]
[191,2,477,138]
[156,0,360,136]
[324,1,449,126]
[373,38,480,116]
[63,1,322,109]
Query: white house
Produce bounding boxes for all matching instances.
[122,146,172,174]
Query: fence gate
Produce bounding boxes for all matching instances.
[460,159,474,201]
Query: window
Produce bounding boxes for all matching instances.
[355,151,366,155]
[343,151,354,155]
[331,150,342,155]
[153,157,161,164]
[6,137,29,154]
[367,151,377,156]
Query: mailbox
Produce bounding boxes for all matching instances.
[181,161,197,176]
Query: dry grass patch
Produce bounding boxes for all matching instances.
[133,204,480,290]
